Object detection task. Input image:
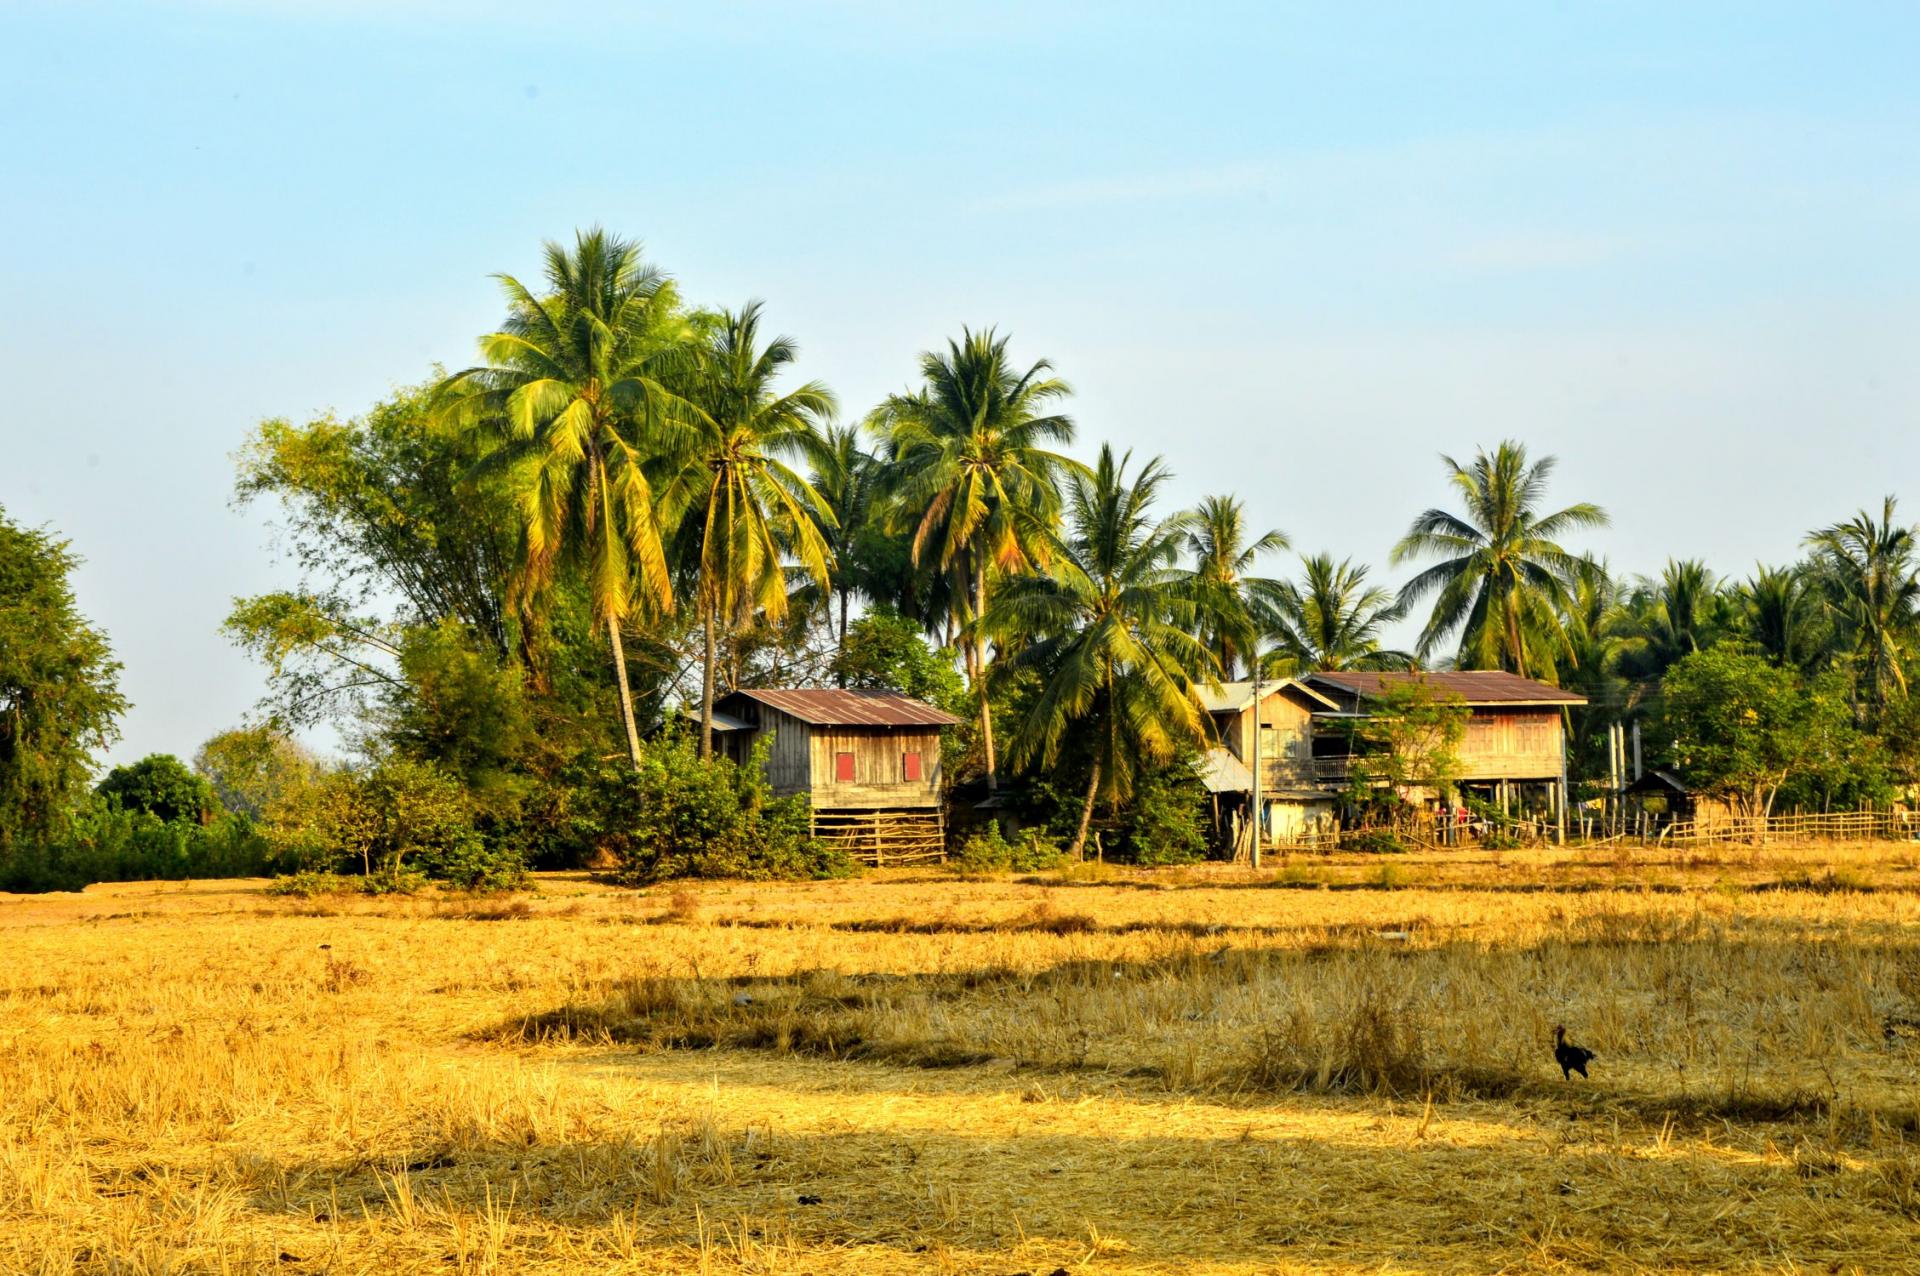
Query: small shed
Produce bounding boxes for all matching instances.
[1623,768,1733,831]
[710,688,962,864]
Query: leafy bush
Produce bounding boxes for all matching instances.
[569,732,850,885]
[263,755,524,892]
[1108,759,1208,865]
[0,799,273,893]
[265,869,422,897]
[1344,828,1407,855]
[948,824,1065,873]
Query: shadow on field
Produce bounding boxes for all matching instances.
[474,937,1920,1135]
[1008,873,1920,896]
[222,1094,1919,1272]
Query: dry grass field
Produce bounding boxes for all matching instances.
[5,842,1920,1273]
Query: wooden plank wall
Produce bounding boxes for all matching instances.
[1218,687,1320,790]
[756,707,816,796]
[805,726,943,810]
[1457,709,1564,780]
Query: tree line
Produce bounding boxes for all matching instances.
[3,227,1916,888]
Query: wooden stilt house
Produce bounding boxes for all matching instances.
[1304,670,1584,839]
[709,688,961,865]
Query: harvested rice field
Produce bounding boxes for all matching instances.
[5,842,1920,1273]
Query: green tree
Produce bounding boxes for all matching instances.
[985,446,1215,858]
[228,380,535,727]
[194,726,322,822]
[1258,553,1411,675]
[668,301,835,757]
[575,732,845,884]
[1660,646,1812,818]
[264,755,504,890]
[0,509,127,847]
[830,607,967,711]
[1872,689,1920,788]
[1806,496,1919,720]
[379,621,540,818]
[233,383,517,662]
[1391,441,1608,679]
[97,754,218,825]
[1341,677,1470,831]
[1774,670,1891,812]
[1557,557,1628,785]
[871,328,1079,792]
[434,229,699,767]
[1184,494,1287,679]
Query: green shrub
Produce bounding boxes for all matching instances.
[1109,761,1208,865]
[569,732,851,885]
[262,756,524,892]
[266,868,431,897]
[1345,828,1407,855]
[0,799,273,893]
[949,824,1066,873]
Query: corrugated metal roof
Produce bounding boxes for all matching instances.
[723,687,964,728]
[1306,670,1586,706]
[1198,679,1342,713]
[675,708,753,732]
[1198,746,1254,794]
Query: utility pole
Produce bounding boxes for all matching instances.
[1607,722,1621,835]
[1631,721,1643,782]
[1249,657,1263,870]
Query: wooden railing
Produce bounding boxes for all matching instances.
[1312,757,1354,782]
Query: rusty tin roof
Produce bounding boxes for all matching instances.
[1305,670,1586,707]
[722,687,964,728]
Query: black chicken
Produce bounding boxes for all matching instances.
[1553,1024,1595,1080]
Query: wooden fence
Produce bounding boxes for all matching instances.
[1252,808,1920,853]
[1656,810,1920,846]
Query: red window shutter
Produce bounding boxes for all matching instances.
[902,751,923,782]
[834,751,856,782]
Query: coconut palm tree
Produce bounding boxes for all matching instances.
[667,301,836,756]
[433,228,696,767]
[870,328,1079,791]
[983,446,1215,858]
[1391,441,1608,680]
[1556,556,1628,782]
[1558,557,1620,682]
[1739,563,1828,673]
[1183,495,1287,679]
[1807,496,1920,718]
[1256,554,1411,674]
[1610,559,1726,687]
[803,425,882,667]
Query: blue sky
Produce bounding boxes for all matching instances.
[4,1,1918,764]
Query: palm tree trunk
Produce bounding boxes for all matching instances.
[609,615,642,770]
[835,589,850,688]
[973,557,997,793]
[1068,759,1102,860]
[700,595,718,760]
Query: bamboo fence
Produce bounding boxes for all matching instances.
[811,809,947,866]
